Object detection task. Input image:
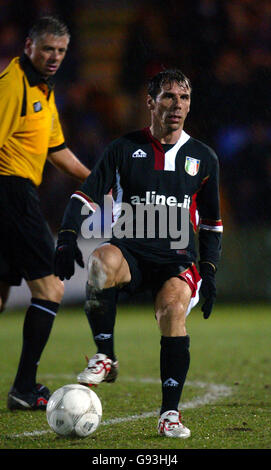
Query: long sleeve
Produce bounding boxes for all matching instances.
[197,151,223,269]
[59,143,117,236]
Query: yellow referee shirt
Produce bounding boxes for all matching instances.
[0,54,66,186]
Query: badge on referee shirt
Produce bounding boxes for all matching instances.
[33,101,42,112]
[184,156,200,176]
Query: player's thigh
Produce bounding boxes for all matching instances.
[89,243,131,286]
[27,274,64,303]
[154,277,192,336]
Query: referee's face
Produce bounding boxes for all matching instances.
[25,33,69,77]
[148,81,191,135]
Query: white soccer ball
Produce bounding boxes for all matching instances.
[46,384,102,437]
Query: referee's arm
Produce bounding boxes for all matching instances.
[0,73,21,148]
[47,147,90,183]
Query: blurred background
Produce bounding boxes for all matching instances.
[1,0,271,305]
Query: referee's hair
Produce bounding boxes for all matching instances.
[148,69,192,100]
[28,16,70,41]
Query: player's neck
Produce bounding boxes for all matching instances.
[149,124,183,145]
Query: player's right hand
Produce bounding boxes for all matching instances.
[54,230,84,280]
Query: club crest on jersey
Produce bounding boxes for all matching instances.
[184,156,200,176]
[132,149,147,158]
[33,101,42,112]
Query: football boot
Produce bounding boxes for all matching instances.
[7,383,50,410]
[77,353,118,386]
[158,410,191,438]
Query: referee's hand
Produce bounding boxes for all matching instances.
[54,230,84,281]
[199,262,216,319]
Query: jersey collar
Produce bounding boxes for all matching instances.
[143,127,190,171]
[143,127,190,150]
[19,53,54,90]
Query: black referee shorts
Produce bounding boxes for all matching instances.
[0,176,55,286]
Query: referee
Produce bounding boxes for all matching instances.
[0,17,90,410]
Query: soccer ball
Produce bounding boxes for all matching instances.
[46,384,102,437]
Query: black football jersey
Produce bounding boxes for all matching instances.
[61,128,223,267]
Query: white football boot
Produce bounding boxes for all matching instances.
[77,353,118,386]
[158,410,191,438]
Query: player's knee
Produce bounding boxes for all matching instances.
[87,255,107,289]
[159,300,186,323]
[87,247,122,289]
[156,300,187,336]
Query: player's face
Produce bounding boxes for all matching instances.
[148,81,191,132]
[25,33,69,77]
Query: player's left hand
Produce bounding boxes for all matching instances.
[199,262,216,319]
[54,230,84,280]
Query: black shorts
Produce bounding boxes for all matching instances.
[108,238,192,299]
[0,176,55,286]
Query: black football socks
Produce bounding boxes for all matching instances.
[13,298,59,393]
[160,335,190,414]
[84,285,118,362]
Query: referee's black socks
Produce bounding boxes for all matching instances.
[160,335,190,415]
[84,285,118,362]
[13,298,59,393]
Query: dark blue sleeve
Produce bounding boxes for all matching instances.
[59,143,118,236]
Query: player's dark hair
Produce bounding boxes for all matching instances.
[28,16,70,41]
[148,69,191,99]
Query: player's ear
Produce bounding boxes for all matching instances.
[147,95,155,111]
[24,37,33,55]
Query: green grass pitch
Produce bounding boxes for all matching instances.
[0,302,270,451]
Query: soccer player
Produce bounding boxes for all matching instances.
[54,69,223,438]
[0,16,90,410]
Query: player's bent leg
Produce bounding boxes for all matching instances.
[155,277,192,437]
[0,281,11,313]
[78,245,130,387]
[85,244,129,333]
[7,275,64,411]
